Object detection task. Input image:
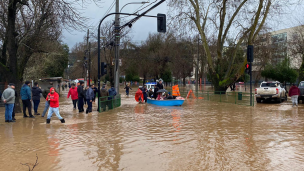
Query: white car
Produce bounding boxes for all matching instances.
[255,81,287,103]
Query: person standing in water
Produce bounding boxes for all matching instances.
[46,88,65,124]
[1,83,16,122]
[67,83,78,109]
[31,82,42,115]
[20,81,35,118]
[289,84,300,107]
[124,84,132,96]
[77,81,85,112]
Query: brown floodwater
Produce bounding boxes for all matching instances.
[1,86,304,171]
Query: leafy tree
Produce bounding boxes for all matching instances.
[45,44,69,77]
[261,58,298,84]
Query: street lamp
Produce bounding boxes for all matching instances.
[120,2,149,13]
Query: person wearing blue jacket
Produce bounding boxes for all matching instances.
[20,81,34,118]
[108,86,117,109]
[85,85,95,114]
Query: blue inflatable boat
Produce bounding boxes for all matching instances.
[147,99,185,106]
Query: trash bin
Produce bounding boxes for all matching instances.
[238,92,242,100]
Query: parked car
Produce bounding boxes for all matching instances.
[255,81,287,103]
[298,81,304,103]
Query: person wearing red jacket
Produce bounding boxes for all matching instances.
[67,83,78,109]
[289,84,301,107]
[46,88,65,124]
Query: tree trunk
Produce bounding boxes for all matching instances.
[6,0,22,113]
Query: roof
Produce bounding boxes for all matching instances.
[145,82,157,85]
[40,77,63,81]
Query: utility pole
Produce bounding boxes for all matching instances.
[196,36,199,92]
[114,0,120,94]
[86,29,90,86]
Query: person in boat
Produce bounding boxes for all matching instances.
[148,88,153,98]
[166,92,173,99]
[153,85,159,99]
[157,79,164,89]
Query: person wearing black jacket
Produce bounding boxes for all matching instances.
[11,89,17,121]
[77,81,85,112]
[32,82,42,115]
[157,80,164,89]
[153,85,159,99]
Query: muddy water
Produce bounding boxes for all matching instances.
[0,87,304,171]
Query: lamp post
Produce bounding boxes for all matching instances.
[120,1,149,13]
[196,36,202,92]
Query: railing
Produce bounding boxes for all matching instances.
[180,91,255,106]
[99,94,121,112]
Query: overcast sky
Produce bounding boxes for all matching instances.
[62,0,167,49]
[62,0,304,50]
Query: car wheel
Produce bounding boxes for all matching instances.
[276,98,281,103]
[256,98,261,103]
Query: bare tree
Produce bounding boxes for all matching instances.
[168,0,294,91]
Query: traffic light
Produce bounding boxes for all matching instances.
[157,14,166,33]
[245,63,250,74]
[101,62,107,76]
[247,45,254,62]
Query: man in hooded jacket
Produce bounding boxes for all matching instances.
[46,88,65,124]
[67,83,78,109]
[42,82,56,117]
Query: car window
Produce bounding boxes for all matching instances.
[299,82,304,87]
[261,83,277,87]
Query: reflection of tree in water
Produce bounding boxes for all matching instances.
[45,127,60,165]
[82,114,124,171]
[171,109,181,141]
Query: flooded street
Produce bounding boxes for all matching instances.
[1,88,304,171]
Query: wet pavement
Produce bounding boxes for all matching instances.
[0,87,304,170]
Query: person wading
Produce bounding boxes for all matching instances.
[289,84,301,107]
[86,85,95,114]
[42,82,56,117]
[46,88,65,124]
[20,81,34,118]
[124,84,132,96]
[77,81,85,112]
[67,83,78,109]
[100,85,109,112]
[108,85,117,109]
[1,83,16,122]
[31,82,42,115]
[92,84,98,103]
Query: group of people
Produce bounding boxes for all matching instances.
[67,81,98,114]
[67,81,117,113]
[135,79,175,103]
[1,81,65,124]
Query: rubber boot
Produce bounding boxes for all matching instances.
[46,119,51,124]
[60,119,65,123]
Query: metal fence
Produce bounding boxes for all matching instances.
[99,94,121,112]
[180,90,255,106]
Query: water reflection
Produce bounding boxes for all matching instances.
[0,87,304,170]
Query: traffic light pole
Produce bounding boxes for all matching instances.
[96,1,165,111]
[250,61,253,106]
